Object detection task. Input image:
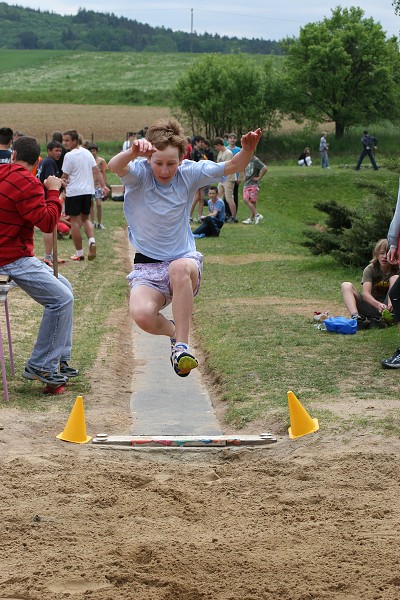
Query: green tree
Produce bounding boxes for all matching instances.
[173,54,279,138]
[283,6,400,138]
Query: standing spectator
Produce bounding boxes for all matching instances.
[355,130,379,171]
[319,132,330,168]
[51,131,67,174]
[192,185,225,238]
[122,132,137,151]
[61,129,108,262]
[227,132,241,217]
[0,127,13,164]
[88,142,108,230]
[189,135,207,222]
[0,135,77,388]
[37,140,67,267]
[242,155,268,224]
[213,137,238,223]
[183,136,192,160]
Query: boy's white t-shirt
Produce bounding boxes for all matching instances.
[121,159,226,261]
[62,147,97,197]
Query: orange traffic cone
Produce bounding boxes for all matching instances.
[287,390,319,439]
[56,395,92,444]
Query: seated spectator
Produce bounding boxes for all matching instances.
[298,147,312,167]
[341,239,399,328]
[192,185,225,238]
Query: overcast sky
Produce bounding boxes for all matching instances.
[11,0,400,40]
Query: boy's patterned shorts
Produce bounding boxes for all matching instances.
[127,251,203,307]
[243,185,259,204]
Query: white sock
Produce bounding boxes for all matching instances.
[76,249,84,257]
[88,237,95,246]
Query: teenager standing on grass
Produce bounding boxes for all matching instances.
[382,185,400,368]
[108,118,262,377]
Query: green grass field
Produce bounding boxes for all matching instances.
[2,164,399,437]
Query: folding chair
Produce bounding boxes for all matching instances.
[0,277,14,402]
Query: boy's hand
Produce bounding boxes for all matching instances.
[240,129,262,154]
[131,138,156,159]
[44,176,63,191]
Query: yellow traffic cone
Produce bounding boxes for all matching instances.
[56,395,92,444]
[287,390,319,439]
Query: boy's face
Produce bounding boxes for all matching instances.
[62,135,78,150]
[49,147,62,160]
[149,146,182,185]
[89,148,97,157]
[208,189,217,202]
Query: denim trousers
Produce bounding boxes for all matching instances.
[320,150,329,168]
[0,256,74,373]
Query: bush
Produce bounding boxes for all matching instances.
[303,183,396,267]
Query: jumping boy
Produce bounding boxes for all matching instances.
[108,118,262,377]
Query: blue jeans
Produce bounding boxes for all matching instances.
[1,257,74,373]
[320,150,329,168]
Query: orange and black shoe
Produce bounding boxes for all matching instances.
[70,254,84,261]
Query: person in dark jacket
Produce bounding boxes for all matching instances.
[355,130,379,171]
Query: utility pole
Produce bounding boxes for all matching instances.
[190,8,193,53]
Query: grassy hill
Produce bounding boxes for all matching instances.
[0,49,278,105]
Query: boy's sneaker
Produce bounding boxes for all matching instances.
[193,233,206,239]
[23,365,68,386]
[227,217,238,223]
[60,361,79,378]
[356,316,370,330]
[382,348,400,368]
[88,242,96,261]
[97,223,106,230]
[70,254,84,261]
[170,343,198,377]
[242,218,254,224]
[255,213,264,224]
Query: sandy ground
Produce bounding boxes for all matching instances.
[0,105,398,598]
[1,261,400,598]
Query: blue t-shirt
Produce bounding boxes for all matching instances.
[208,198,225,224]
[121,158,226,261]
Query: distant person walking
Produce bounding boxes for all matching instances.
[355,130,378,171]
[319,132,329,168]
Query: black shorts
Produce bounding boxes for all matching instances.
[65,194,92,216]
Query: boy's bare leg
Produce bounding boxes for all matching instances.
[168,258,199,344]
[129,286,174,336]
[341,282,358,316]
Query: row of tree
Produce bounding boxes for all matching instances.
[0,3,282,53]
[173,8,400,140]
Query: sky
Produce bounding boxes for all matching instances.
[9,0,400,40]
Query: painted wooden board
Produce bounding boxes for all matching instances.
[92,434,277,447]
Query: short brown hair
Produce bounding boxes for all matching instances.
[63,129,79,142]
[146,118,187,158]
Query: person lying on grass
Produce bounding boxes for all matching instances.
[108,118,262,377]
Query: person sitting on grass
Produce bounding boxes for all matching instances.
[192,185,225,238]
[108,118,262,378]
[341,239,399,330]
[298,147,312,167]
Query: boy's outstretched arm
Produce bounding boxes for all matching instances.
[224,128,262,176]
[108,138,156,177]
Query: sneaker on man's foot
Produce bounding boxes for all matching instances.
[382,347,400,368]
[242,218,254,224]
[70,254,84,262]
[170,343,198,377]
[23,365,68,386]
[254,213,264,224]
[88,242,96,261]
[97,223,106,230]
[60,361,79,378]
[227,217,238,223]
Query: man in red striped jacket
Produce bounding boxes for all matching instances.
[0,135,78,388]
